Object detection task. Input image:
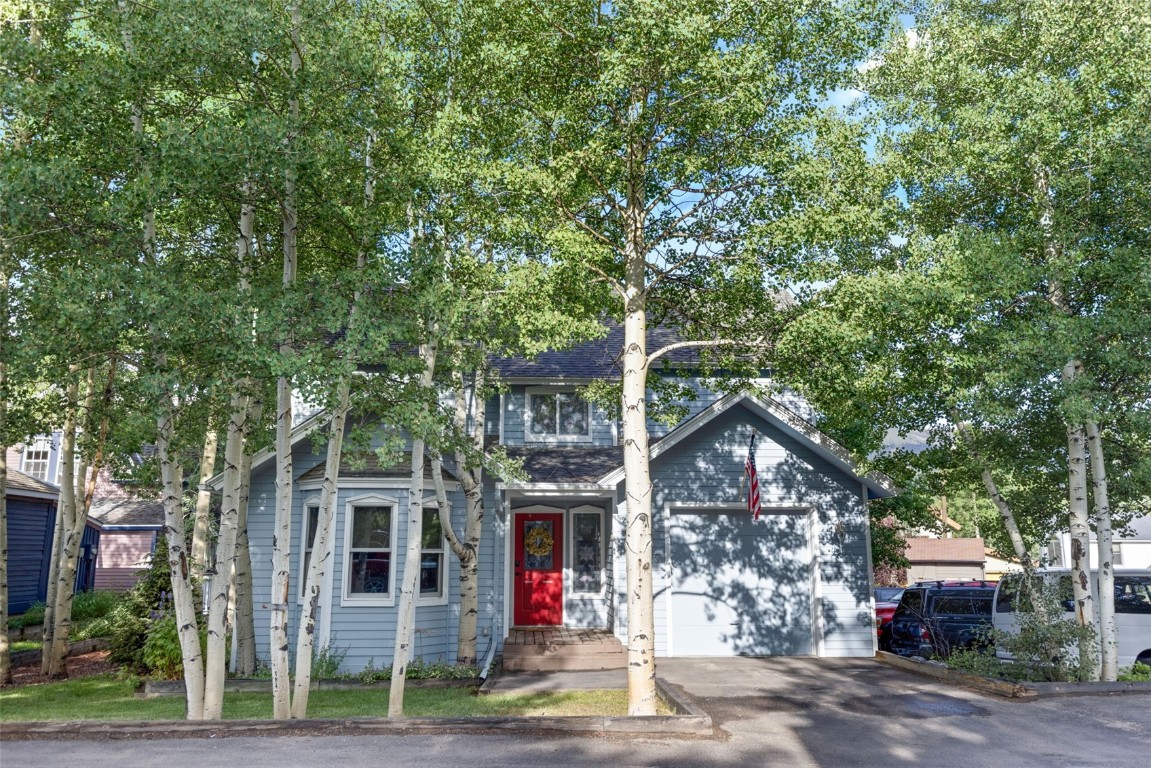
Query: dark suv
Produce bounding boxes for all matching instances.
[888,582,997,659]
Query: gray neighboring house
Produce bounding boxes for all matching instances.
[226,328,895,672]
[1048,514,1151,570]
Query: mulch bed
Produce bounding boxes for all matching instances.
[3,651,118,688]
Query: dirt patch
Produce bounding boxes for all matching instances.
[3,651,118,688]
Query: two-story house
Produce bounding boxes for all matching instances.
[235,326,894,672]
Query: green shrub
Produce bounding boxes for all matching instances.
[8,602,46,630]
[312,641,349,680]
[71,590,121,621]
[997,580,1098,683]
[1118,662,1151,682]
[141,615,209,680]
[353,658,478,684]
[108,536,180,673]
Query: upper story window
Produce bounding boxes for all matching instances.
[22,437,52,482]
[527,391,590,441]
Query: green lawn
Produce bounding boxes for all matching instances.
[0,675,635,721]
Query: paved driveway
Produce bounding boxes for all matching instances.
[658,656,1151,767]
[3,657,1149,767]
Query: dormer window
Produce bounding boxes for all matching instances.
[527,390,590,441]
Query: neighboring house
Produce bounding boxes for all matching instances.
[221,327,895,672]
[87,468,163,591]
[5,467,101,614]
[1047,515,1151,570]
[904,537,988,583]
[7,432,66,486]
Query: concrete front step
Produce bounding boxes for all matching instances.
[503,653,626,672]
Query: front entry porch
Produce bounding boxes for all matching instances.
[502,627,626,672]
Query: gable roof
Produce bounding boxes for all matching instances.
[89,498,164,528]
[906,537,986,564]
[207,408,330,490]
[596,390,897,499]
[6,467,60,501]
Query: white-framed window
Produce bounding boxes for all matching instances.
[341,495,398,605]
[570,506,605,596]
[299,499,321,599]
[526,389,590,441]
[22,437,52,482]
[418,506,448,605]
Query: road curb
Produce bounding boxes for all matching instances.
[2,677,713,741]
[875,651,1151,698]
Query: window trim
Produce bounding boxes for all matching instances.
[22,437,53,483]
[568,505,606,600]
[297,496,322,603]
[524,387,593,443]
[416,503,449,607]
[340,493,400,607]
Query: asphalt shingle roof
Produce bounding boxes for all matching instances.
[503,446,624,484]
[89,498,165,527]
[491,324,698,380]
[6,468,59,497]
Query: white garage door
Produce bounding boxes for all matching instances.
[669,509,814,656]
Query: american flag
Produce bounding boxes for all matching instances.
[745,433,761,521]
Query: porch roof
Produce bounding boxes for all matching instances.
[503,446,624,484]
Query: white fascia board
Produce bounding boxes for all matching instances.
[206,409,330,490]
[496,482,616,498]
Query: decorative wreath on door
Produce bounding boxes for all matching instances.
[525,525,554,557]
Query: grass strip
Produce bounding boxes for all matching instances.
[1,675,631,721]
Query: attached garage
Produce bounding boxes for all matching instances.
[667,506,816,657]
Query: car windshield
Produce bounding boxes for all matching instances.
[875,588,904,603]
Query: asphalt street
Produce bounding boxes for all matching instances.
[3,657,1148,767]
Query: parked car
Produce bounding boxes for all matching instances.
[889,583,997,659]
[874,588,904,651]
[993,568,1151,668]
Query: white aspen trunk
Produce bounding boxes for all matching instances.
[233,397,261,677]
[191,429,219,576]
[203,394,249,719]
[0,451,8,685]
[389,340,437,717]
[620,128,657,715]
[157,400,206,718]
[40,493,63,675]
[291,379,351,717]
[0,379,9,684]
[1037,166,1099,679]
[46,373,83,678]
[233,197,259,678]
[1063,377,1098,680]
[1086,420,1116,681]
[270,0,302,720]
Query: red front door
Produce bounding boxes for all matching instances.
[514,512,564,625]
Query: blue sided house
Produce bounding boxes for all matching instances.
[236,327,894,672]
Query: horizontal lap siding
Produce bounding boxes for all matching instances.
[7,498,55,614]
[647,406,874,658]
[248,430,506,674]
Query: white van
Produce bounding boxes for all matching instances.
[992,568,1151,668]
